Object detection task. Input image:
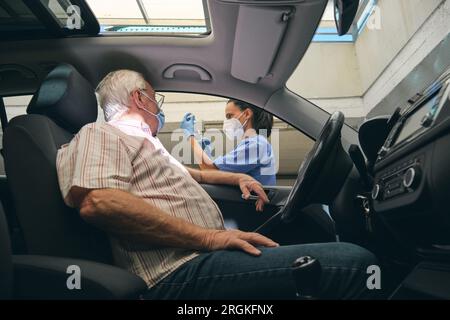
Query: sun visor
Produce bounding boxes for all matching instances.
[231,5,292,84]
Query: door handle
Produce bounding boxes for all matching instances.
[163,64,212,81]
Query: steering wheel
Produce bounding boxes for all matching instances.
[280,111,346,223]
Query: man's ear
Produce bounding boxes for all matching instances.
[131,89,144,107]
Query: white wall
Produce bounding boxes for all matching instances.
[286,0,448,119]
[356,0,443,93]
[362,0,450,114]
[287,43,363,99]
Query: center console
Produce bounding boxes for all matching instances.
[371,68,450,248]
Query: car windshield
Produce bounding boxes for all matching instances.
[287,0,448,130]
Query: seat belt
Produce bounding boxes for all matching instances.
[0,97,8,158]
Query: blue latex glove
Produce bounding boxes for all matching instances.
[200,138,212,158]
[180,112,196,137]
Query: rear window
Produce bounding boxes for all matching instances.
[2,95,31,121]
[86,0,210,35]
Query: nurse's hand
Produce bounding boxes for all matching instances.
[239,175,269,212]
[200,138,212,157]
[180,112,196,137]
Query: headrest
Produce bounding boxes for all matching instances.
[27,64,98,134]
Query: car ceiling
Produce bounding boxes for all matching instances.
[0,0,351,144]
[0,0,327,102]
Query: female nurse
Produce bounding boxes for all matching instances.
[180,99,276,186]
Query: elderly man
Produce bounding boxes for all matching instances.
[56,69,377,299]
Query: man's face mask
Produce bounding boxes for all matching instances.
[138,90,165,134]
[222,112,248,141]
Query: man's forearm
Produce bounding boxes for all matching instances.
[201,170,243,186]
[72,187,275,256]
[187,167,243,186]
[75,187,215,250]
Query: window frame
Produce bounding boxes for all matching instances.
[92,0,212,38]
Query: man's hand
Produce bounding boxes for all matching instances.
[239,175,270,212]
[202,229,279,256]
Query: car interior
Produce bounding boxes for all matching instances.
[1,0,450,300]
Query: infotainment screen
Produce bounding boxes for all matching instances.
[393,94,440,146]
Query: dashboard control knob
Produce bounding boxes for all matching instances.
[372,184,381,200]
[403,166,421,189]
[421,112,434,128]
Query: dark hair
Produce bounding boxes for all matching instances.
[228,99,274,137]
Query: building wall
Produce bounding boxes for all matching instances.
[287,0,447,119]
[362,0,450,115]
[287,43,363,99]
[355,0,443,94]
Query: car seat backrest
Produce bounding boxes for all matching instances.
[2,64,112,264]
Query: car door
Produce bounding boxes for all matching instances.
[201,183,336,244]
[201,183,290,231]
[152,92,336,243]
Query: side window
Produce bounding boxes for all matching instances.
[158,93,314,186]
[2,95,31,121]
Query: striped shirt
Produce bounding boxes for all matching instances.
[56,119,225,288]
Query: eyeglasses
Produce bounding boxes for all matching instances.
[139,90,165,113]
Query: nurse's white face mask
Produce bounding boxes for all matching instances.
[223,112,248,141]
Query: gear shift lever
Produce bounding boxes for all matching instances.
[292,256,322,300]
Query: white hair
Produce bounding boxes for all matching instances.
[95,69,147,121]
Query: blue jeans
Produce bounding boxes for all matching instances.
[144,242,378,300]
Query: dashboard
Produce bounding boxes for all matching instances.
[370,68,450,250]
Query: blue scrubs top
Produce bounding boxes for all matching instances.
[213,135,276,186]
